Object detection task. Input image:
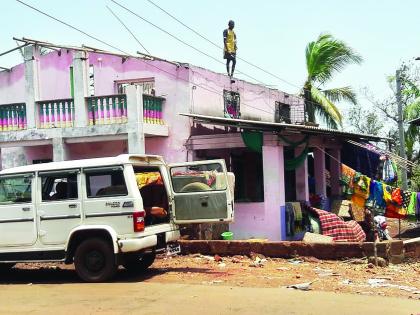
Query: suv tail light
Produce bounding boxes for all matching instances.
[133,211,145,232]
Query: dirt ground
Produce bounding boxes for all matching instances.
[6,253,420,301]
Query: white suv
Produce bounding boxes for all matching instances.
[0,154,234,282]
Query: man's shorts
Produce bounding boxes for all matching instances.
[224,51,236,60]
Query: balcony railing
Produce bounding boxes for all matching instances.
[87,94,127,126]
[38,99,74,128]
[0,103,26,131]
[143,95,165,124]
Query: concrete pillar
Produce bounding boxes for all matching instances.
[295,146,309,202]
[72,51,89,127]
[52,137,68,162]
[262,138,285,241]
[314,147,326,196]
[24,45,40,129]
[126,85,145,154]
[329,148,342,197]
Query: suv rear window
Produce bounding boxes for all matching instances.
[0,175,32,204]
[85,169,128,198]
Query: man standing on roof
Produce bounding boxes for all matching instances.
[223,20,237,79]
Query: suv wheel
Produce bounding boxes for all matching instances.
[123,252,156,272]
[74,238,117,282]
[0,263,15,273]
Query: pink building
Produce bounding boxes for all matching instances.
[0,39,383,240]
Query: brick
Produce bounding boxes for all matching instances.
[261,242,291,258]
[388,241,404,256]
[389,254,405,264]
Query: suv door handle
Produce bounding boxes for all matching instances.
[22,207,30,211]
[68,204,77,209]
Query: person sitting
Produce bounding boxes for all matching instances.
[51,182,68,200]
[140,184,169,225]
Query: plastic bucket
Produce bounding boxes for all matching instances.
[221,231,233,240]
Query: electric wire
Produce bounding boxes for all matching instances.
[15,0,278,117]
[106,5,151,55]
[110,0,270,87]
[145,0,303,91]
[111,0,345,120]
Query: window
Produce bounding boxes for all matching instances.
[85,168,127,198]
[223,90,240,119]
[117,79,155,95]
[275,101,291,123]
[170,163,226,193]
[40,172,78,201]
[231,150,264,202]
[0,175,32,204]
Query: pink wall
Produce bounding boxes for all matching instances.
[38,50,73,100]
[24,145,53,163]
[230,202,267,239]
[189,65,304,123]
[67,140,127,160]
[88,53,192,163]
[0,64,25,104]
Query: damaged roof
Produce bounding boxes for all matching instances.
[180,113,390,143]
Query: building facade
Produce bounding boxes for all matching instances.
[0,41,380,240]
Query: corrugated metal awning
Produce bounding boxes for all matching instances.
[180,113,390,143]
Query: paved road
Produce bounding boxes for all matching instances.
[0,281,419,315]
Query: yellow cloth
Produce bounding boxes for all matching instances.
[351,176,370,207]
[225,29,236,53]
[383,184,392,203]
[135,172,162,189]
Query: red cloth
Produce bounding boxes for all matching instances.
[310,207,366,242]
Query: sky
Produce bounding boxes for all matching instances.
[1,0,420,130]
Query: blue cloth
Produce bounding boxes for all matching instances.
[416,193,420,221]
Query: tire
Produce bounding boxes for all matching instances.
[74,238,117,282]
[0,263,15,273]
[180,182,211,193]
[123,252,156,273]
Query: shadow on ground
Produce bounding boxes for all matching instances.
[0,265,219,285]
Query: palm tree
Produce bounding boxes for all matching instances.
[303,33,363,129]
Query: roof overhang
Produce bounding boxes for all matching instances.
[180,113,390,143]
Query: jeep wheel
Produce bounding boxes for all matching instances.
[123,252,156,272]
[0,263,15,273]
[74,238,117,282]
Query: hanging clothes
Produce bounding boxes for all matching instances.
[407,192,417,218]
[351,174,370,207]
[382,158,397,184]
[285,203,295,237]
[385,204,405,219]
[391,187,403,207]
[416,193,420,221]
[341,164,356,197]
[401,190,411,210]
[383,184,393,204]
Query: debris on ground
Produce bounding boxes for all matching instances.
[367,256,388,267]
[288,258,303,265]
[249,256,267,268]
[13,253,420,300]
[286,281,316,291]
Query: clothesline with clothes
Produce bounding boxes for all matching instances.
[341,163,419,221]
[347,140,415,171]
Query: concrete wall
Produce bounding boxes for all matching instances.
[0,64,25,104]
[189,65,304,122]
[38,50,73,100]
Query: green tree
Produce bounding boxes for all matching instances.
[357,62,420,189]
[303,33,363,129]
[347,103,384,136]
